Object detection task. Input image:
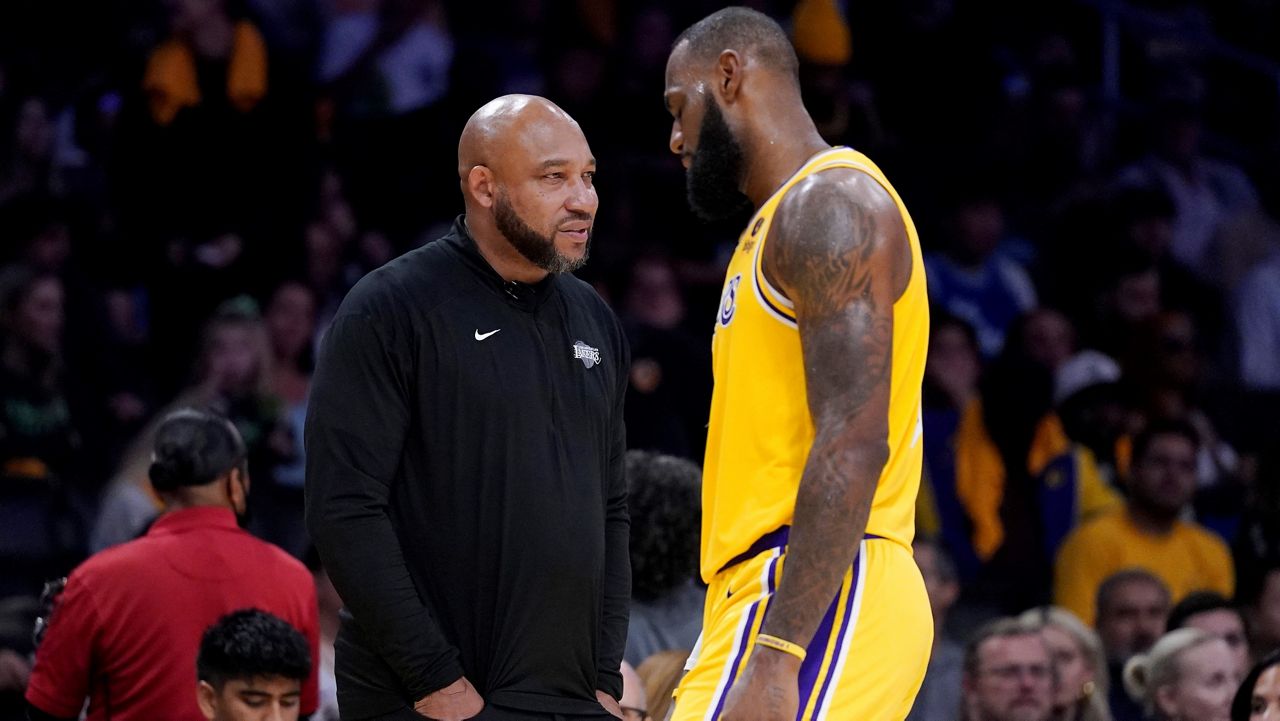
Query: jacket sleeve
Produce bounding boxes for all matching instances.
[305,311,464,702]
[596,327,631,699]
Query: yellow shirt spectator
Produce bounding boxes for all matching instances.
[1054,509,1233,625]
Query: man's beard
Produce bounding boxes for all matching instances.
[686,98,752,222]
[494,192,591,274]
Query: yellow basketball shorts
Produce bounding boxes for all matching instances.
[672,533,932,721]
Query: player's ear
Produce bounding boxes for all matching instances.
[196,680,218,720]
[467,166,496,209]
[716,50,745,103]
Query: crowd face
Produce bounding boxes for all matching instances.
[1183,609,1250,679]
[10,276,65,356]
[1155,639,1239,721]
[1040,625,1095,711]
[1129,433,1198,519]
[1098,580,1169,663]
[967,634,1054,721]
[1248,666,1280,721]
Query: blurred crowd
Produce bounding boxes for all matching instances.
[1,0,1280,718]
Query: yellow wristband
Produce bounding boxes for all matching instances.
[755,634,807,661]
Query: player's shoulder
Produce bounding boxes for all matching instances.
[777,165,896,225]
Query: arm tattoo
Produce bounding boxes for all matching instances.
[759,171,900,646]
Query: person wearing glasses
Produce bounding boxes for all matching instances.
[24,409,320,721]
[961,619,1055,721]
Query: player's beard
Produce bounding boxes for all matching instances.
[685,98,753,222]
[494,191,591,274]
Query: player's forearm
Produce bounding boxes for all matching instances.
[760,433,886,645]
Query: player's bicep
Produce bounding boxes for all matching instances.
[768,173,903,439]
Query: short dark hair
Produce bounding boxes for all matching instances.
[1097,569,1170,618]
[626,450,702,601]
[197,609,311,689]
[1232,650,1280,721]
[673,7,799,80]
[1167,591,1239,631]
[149,408,248,491]
[1131,418,1200,467]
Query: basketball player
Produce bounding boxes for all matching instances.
[663,8,932,721]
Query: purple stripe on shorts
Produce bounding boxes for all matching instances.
[808,553,863,719]
[794,585,841,716]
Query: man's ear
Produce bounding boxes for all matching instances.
[716,49,745,104]
[196,680,219,721]
[467,166,496,209]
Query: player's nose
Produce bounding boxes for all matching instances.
[669,123,684,157]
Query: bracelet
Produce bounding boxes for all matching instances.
[755,634,807,661]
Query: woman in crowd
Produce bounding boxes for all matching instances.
[1020,607,1112,721]
[1124,628,1241,721]
[1232,651,1280,721]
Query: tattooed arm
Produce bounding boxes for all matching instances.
[720,168,911,720]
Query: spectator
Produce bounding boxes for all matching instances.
[1012,308,1078,376]
[1107,187,1221,341]
[92,297,287,551]
[1122,628,1241,721]
[24,408,319,720]
[1166,592,1249,678]
[143,0,268,127]
[908,537,965,721]
[620,256,712,459]
[962,618,1055,721]
[1233,245,1280,391]
[1037,351,1127,565]
[0,266,77,485]
[919,312,986,580]
[1054,420,1234,623]
[624,449,703,667]
[1086,251,1163,359]
[195,609,312,721]
[304,549,342,721]
[0,266,82,599]
[1116,91,1259,279]
[621,660,649,721]
[1239,565,1280,662]
[1124,311,1239,491]
[925,191,1037,359]
[1019,607,1112,721]
[637,649,685,721]
[0,97,55,204]
[257,279,320,556]
[1231,651,1280,721]
[1095,570,1171,721]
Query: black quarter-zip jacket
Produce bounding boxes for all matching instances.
[305,217,630,717]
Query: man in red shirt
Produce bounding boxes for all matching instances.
[25,409,319,721]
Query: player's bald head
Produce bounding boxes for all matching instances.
[670,7,799,82]
[458,95,585,180]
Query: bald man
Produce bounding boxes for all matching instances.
[306,95,631,721]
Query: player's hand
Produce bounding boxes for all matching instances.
[597,689,624,719]
[413,676,485,720]
[719,647,800,721]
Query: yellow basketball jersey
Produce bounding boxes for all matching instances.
[701,146,929,582]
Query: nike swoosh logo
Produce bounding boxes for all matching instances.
[474,329,501,341]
